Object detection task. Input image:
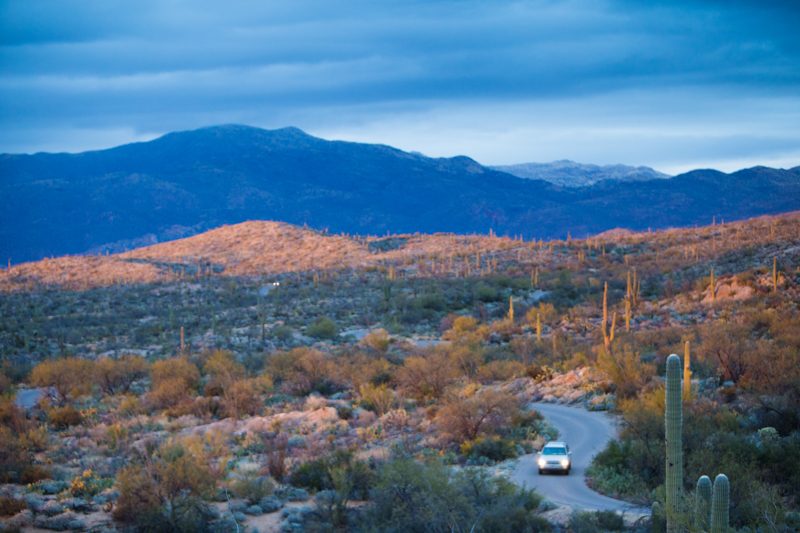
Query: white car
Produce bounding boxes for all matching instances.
[537,441,572,475]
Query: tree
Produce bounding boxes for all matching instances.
[30,357,94,404]
[202,349,245,396]
[395,348,458,402]
[148,357,200,409]
[94,355,149,395]
[435,386,522,443]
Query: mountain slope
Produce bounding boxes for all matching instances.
[493,160,670,187]
[1,124,799,263]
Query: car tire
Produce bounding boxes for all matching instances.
[565,468,570,475]
[538,469,544,475]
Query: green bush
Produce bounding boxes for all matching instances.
[461,436,518,463]
[569,510,624,532]
[361,457,548,532]
[307,316,338,339]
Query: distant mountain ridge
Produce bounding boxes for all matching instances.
[493,160,670,187]
[1,124,799,263]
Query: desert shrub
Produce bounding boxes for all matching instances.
[222,377,267,418]
[596,343,655,399]
[114,439,220,531]
[0,426,48,483]
[569,510,624,532]
[151,357,200,391]
[0,496,26,516]
[94,354,149,395]
[202,349,245,396]
[307,316,338,339]
[30,357,94,404]
[358,383,395,416]
[69,468,110,497]
[266,347,340,396]
[477,360,526,383]
[460,436,518,463]
[229,470,274,504]
[474,282,501,302]
[360,328,391,354]
[265,433,289,482]
[362,457,547,532]
[435,387,522,444]
[289,451,374,498]
[46,405,83,429]
[113,466,164,528]
[395,347,458,401]
[148,357,201,409]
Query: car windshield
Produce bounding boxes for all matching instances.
[543,447,567,455]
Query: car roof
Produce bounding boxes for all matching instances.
[544,441,568,447]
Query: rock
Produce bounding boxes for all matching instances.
[245,504,264,515]
[258,495,284,513]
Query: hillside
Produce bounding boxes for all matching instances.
[2,211,798,293]
[492,160,670,187]
[2,125,800,263]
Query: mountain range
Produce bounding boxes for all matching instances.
[492,160,670,187]
[2,124,799,263]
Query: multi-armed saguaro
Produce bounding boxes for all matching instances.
[665,354,683,532]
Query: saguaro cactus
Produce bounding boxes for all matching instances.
[508,296,515,322]
[695,475,712,531]
[683,340,692,401]
[665,354,683,532]
[710,474,730,532]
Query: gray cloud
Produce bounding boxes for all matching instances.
[1,0,798,171]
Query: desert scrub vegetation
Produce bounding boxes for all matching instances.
[0,212,798,530]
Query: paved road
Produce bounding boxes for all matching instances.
[508,402,648,514]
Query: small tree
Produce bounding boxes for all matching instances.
[30,357,94,405]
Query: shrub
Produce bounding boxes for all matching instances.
[94,354,149,395]
[113,466,164,528]
[222,378,266,418]
[435,387,522,444]
[229,471,274,504]
[395,348,458,401]
[362,457,546,532]
[358,383,395,416]
[461,436,518,463]
[307,316,338,339]
[46,405,83,429]
[202,349,245,396]
[30,357,94,404]
[0,496,26,517]
[569,510,625,532]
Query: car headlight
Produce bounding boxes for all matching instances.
[560,459,570,468]
[538,458,546,468]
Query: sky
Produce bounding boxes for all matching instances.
[1,0,798,174]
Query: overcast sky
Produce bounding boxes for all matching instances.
[1,0,798,174]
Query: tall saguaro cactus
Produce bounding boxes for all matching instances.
[665,354,683,532]
[710,474,730,533]
[683,340,692,401]
[695,475,712,531]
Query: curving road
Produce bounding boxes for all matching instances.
[508,402,648,514]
